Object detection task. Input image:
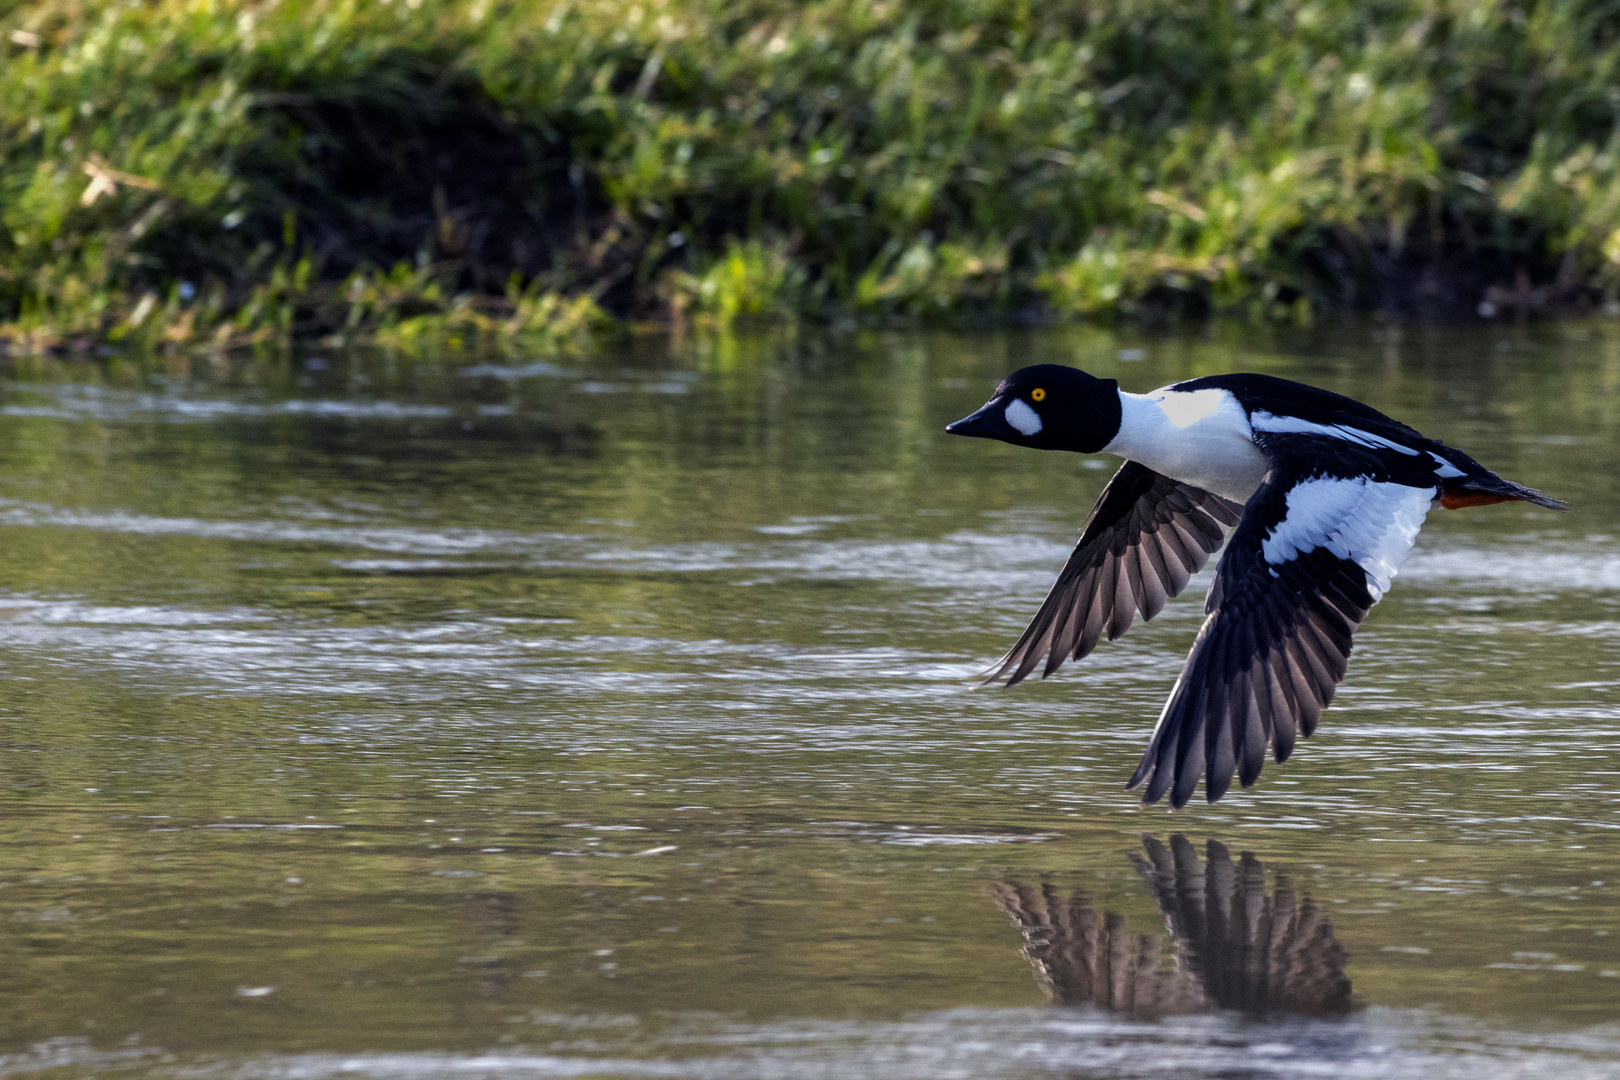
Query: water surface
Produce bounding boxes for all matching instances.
[0,323,1615,1077]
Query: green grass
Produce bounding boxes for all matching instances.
[4,0,1620,350]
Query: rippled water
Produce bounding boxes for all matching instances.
[0,323,1615,1078]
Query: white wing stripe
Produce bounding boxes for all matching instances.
[1260,477,1435,601]
[1428,451,1466,478]
[1250,411,1421,455]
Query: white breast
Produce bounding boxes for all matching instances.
[1102,388,1269,502]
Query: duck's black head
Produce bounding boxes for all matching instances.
[946,364,1121,453]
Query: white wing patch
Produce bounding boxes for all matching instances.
[1004,398,1043,435]
[1148,388,1231,430]
[1260,477,1435,601]
[1250,411,1420,456]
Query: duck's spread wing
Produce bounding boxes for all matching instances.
[989,461,1244,686]
[1129,465,1437,809]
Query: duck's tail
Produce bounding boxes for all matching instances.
[1439,475,1568,512]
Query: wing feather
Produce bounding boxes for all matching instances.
[1136,533,1174,618]
[1238,660,1268,788]
[1129,467,1433,808]
[1075,580,1110,662]
[988,461,1244,686]
[1109,551,1138,641]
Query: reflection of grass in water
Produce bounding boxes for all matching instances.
[7,1,1620,348]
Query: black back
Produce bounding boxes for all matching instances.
[1174,372,1436,448]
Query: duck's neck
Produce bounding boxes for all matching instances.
[1102,388,1268,503]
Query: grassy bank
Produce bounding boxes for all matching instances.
[4,0,1620,350]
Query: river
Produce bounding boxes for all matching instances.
[0,321,1613,1077]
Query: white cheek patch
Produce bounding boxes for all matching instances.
[1005,398,1043,436]
[1261,477,1435,602]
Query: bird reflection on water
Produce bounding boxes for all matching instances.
[992,835,1352,1019]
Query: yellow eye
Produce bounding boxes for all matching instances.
[1031,388,1046,402]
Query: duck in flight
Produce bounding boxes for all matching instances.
[947,365,1566,810]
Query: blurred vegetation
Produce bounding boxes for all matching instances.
[5,0,1620,350]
